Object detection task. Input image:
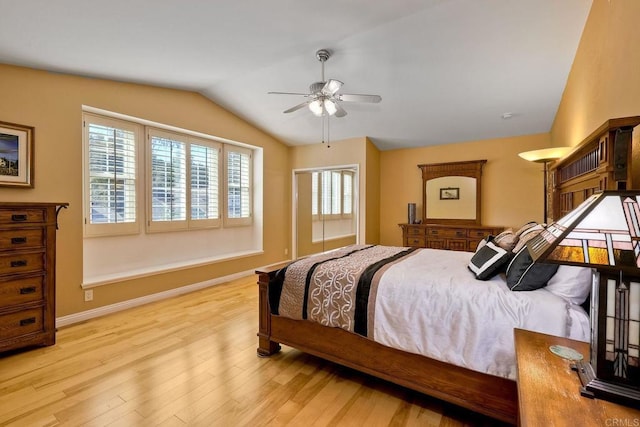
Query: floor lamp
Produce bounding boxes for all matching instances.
[518,147,571,223]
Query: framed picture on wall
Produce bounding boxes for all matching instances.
[439,187,459,200]
[0,121,34,188]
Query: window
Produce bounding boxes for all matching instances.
[147,128,221,232]
[312,169,354,219]
[83,111,250,237]
[83,113,141,236]
[149,129,187,230]
[224,145,252,226]
[343,171,353,215]
[82,109,261,285]
[190,142,220,225]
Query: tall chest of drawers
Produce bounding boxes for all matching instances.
[0,202,67,353]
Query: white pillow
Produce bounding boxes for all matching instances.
[545,265,593,305]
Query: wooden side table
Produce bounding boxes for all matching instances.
[514,328,640,426]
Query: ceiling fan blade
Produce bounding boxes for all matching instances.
[334,103,347,118]
[338,93,382,103]
[321,79,343,96]
[283,101,310,114]
[268,91,310,96]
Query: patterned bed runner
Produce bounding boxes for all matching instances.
[271,245,419,338]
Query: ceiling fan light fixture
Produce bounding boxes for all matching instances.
[323,79,343,95]
[269,48,381,118]
[324,99,337,116]
[309,99,324,116]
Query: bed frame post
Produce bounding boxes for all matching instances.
[256,269,282,357]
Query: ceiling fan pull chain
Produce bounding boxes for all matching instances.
[322,114,326,145]
[327,115,331,148]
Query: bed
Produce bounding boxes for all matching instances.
[256,117,640,424]
[257,243,591,423]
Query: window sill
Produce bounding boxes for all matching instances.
[82,249,263,289]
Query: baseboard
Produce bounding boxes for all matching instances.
[56,268,256,328]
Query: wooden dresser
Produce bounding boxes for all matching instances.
[399,223,502,252]
[0,202,67,353]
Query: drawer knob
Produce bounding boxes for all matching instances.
[11,237,27,244]
[20,286,37,294]
[10,260,27,268]
[11,214,27,222]
[20,317,36,326]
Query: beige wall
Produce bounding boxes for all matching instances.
[379,133,551,246]
[551,0,640,149]
[365,138,381,244]
[0,64,290,317]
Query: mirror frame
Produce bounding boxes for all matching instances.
[418,160,486,225]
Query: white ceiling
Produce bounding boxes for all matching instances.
[0,0,592,150]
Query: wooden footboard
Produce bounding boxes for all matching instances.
[256,267,518,425]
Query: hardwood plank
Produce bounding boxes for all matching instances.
[0,274,510,426]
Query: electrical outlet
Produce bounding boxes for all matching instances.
[284,248,288,255]
[84,289,93,302]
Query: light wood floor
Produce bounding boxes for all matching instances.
[0,275,510,426]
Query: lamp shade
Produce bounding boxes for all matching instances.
[527,190,640,406]
[324,99,337,116]
[309,99,324,116]
[518,146,572,163]
[527,191,640,275]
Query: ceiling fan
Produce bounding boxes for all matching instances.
[268,49,382,118]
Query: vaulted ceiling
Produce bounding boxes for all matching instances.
[0,0,592,150]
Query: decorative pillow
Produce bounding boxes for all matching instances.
[475,235,491,251]
[512,224,545,253]
[545,265,593,305]
[515,221,539,237]
[468,240,513,280]
[493,229,518,251]
[506,246,559,291]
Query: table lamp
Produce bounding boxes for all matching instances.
[526,190,640,406]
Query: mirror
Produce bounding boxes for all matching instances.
[294,166,358,257]
[419,160,486,225]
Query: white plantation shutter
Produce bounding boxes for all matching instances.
[321,171,331,215]
[190,141,220,227]
[343,171,353,216]
[312,169,354,220]
[83,113,140,236]
[148,129,187,231]
[331,171,341,215]
[225,145,252,226]
[311,172,319,216]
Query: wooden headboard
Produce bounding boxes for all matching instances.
[549,116,640,221]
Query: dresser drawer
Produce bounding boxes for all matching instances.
[405,236,425,247]
[0,276,44,306]
[426,240,446,250]
[0,308,44,341]
[0,252,44,275]
[447,240,468,251]
[467,229,495,239]
[0,208,46,225]
[427,228,467,239]
[0,228,45,251]
[405,226,425,237]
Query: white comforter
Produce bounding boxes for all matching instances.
[372,248,590,380]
